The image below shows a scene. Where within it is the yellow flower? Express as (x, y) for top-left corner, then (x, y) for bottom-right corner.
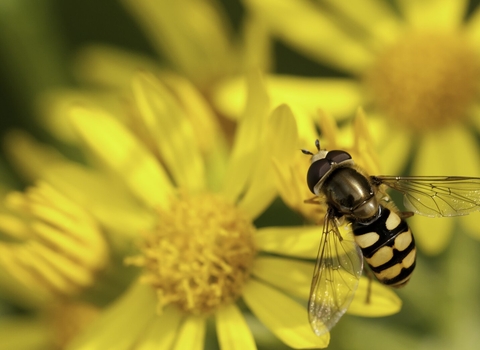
(221, 0), (480, 254)
(57, 71), (333, 349)
(4, 72), (315, 349)
(70, 0), (267, 92)
(37, 0), (270, 146)
(0, 181), (108, 302)
(5, 70), (401, 349)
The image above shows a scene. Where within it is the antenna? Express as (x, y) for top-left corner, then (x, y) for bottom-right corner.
(301, 149), (314, 156)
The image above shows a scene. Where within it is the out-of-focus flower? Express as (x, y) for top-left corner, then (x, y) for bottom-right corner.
(6, 72), (320, 349)
(61, 72), (330, 349)
(231, 0), (480, 254)
(37, 0), (272, 146)
(75, 0), (254, 89)
(0, 182), (108, 303)
(0, 180), (107, 349)
(4, 71), (401, 349)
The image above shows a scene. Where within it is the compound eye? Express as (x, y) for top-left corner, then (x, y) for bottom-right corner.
(306, 159), (331, 194)
(327, 150), (352, 164)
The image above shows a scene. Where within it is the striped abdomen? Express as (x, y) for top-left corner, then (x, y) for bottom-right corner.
(352, 206), (416, 287)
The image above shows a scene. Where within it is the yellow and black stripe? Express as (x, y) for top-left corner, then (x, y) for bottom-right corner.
(352, 207), (416, 287)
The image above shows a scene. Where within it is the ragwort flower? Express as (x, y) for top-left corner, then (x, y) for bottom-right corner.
(52, 69), (400, 349)
(231, 0), (480, 254)
(0, 181), (108, 302)
(4, 69), (402, 348)
(37, 0), (270, 146)
(49, 72), (331, 349)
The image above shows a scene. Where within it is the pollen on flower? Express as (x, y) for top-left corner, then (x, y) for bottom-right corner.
(125, 192), (257, 315)
(365, 32), (480, 131)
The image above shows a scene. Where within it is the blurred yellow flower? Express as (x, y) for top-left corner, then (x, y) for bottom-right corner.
(71, 0), (267, 93)
(3, 70), (402, 348)
(237, 0), (480, 254)
(61, 72), (330, 349)
(35, 0), (273, 148)
(0, 181), (108, 302)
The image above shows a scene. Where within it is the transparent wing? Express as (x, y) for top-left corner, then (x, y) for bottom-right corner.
(372, 176), (480, 217)
(308, 208), (363, 336)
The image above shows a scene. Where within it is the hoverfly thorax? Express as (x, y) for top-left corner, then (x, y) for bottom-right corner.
(306, 148), (378, 221)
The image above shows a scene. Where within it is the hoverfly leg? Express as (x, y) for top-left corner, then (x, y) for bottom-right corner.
(304, 196), (322, 205)
(399, 211), (414, 219)
(363, 262), (374, 304)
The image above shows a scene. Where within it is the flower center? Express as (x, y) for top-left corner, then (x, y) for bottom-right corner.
(365, 32), (480, 131)
(126, 192), (256, 315)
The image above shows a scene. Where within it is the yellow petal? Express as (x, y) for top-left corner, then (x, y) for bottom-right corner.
(41, 163), (155, 238)
(212, 75), (363, 124)
(377, 127), (412, 175)
(135, 307), (183, 350)
(272, 156), (307, 214)
(0, 213), (30, 241)
(409, 214), (454, 255)
(252, 256), (313, 299)
(4, 130), (67, 182)
(122, 0), (236, 87)
(348, 278), (402, 316)
(244, 0), (373, 73)
(243, 279), (329, 349)
(239, 104), (298, 219)
(68, 282), (157, 350)
(172, 316), (206, 350)
(5, 132), (152, 236)
(37, 89), (129, 144)
(462, 212), (480, 240)
(222, 71), (269, 203)
(161, 74), (228, 192)
(321, 0), (401, 47)
(11, 245), (76, 295)
(0, 258), (48, 306)
(70, 107), (173, 209)
(4, 132), (154, 236)
(466, 7), (480, 56)
(133, 73), (206, 191)
(412, 125), (480, 176)
(411, 126), (480, 250)
(29, 241), (94, 289)
(265, 77), (363, 129)
(396, 0), (467, 31)
(74, 45), (162, 88)
(216, 304), (257, 350)
(255, 226), (321, 259)
(241, 13), (272, 72)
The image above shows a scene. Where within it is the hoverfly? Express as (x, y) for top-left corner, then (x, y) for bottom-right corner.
(302, 139), (480, 336)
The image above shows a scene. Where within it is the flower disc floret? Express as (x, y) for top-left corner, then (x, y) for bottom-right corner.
(126, 192), (257, 315)
(365, 32), (480, 131)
